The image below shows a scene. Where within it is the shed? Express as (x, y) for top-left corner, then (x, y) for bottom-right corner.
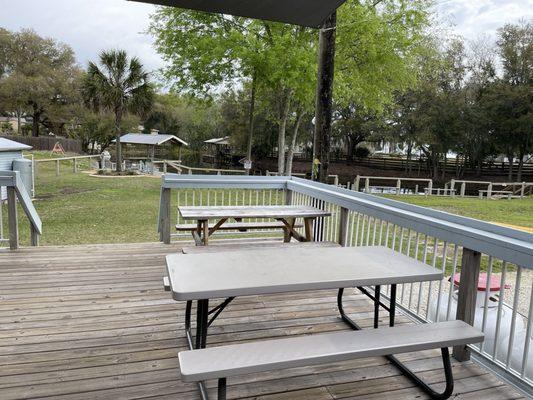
(0, 138), (32, 200)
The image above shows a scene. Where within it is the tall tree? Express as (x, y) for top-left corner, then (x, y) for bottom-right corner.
(83, 50), (154, 172)
(0, 29), (81, 137)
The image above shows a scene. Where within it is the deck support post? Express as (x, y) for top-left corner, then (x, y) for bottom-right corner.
(30, 226), (39, 247)
(338, 207), (349, 247)
(160, 188), (171, 244)
(7, 187), (18, 250)
(285, 188), (293, 206)
(453, 247), (481, 362)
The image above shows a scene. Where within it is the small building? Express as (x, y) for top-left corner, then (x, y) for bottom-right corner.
(203, 136), (233, 167)
(112, 132), (188, 173)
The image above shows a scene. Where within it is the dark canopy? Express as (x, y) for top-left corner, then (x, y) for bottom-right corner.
(130, 0), (347, 27)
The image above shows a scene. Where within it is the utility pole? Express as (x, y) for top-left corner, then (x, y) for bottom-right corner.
(312, 11), (336, 183)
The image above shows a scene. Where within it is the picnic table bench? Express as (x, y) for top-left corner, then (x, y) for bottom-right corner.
(177, 205), (331, 245)
(165, 246), (484, 400)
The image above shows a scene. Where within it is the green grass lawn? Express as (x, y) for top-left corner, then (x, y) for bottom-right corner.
(383, 195), (533, 231)
(3, 154), (532, 247)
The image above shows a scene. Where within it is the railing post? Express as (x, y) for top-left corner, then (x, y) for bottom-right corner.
(487, 183), (492, 199)
(73, 158), (78, 173)
(285, 188), (293, 205)
(427, 180), (433, 196)
(460, 182), (466, 197)
(56, 160), (60, 177)
(160, 188), (171, 244)
(453, 247), (481, 362)
(520, 182), (525, 198)
(396, 179), (401, 195)
(7, 187), (18, 250)
(450, 179), (455, 197)
(365, 178), (370, 193)
(30, 226), (39, 246)
(338, 207), (349, 247)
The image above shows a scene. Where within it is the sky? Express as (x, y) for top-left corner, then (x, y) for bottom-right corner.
(0, 0), (532, 75)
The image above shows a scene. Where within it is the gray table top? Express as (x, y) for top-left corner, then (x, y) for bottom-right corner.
(178, 205), (331, 220)
(166, 246), (443, 301)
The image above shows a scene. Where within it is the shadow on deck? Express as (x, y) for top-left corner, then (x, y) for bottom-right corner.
(0, 242), (525, 399)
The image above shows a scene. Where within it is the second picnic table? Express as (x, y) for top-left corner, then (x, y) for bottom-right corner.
(178, 205), (331, 245)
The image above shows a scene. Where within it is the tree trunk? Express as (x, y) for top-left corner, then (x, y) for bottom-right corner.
(246, 70), (257, 175)
(347, 136), (356, 164)
(507, 152), (514, 181)
(115, 107), (123, 173)
(277, 90), (291, 175)
(31, 104), (40, 137)
(405, 141), (412, 175)
(285, 110), (304, 176)
(313, 11), (336, 183)
(517, 151), (525, 182)
(16, 111), (21, 135)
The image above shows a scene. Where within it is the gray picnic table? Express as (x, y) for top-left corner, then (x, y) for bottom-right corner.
(178, 205), (331, 245)
(164, 245), (482, 400)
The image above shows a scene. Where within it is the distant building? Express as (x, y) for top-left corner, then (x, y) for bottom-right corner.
(0, 116), (27, 134)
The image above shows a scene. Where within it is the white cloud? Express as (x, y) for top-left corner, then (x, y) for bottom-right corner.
(0, 0), (163, 72)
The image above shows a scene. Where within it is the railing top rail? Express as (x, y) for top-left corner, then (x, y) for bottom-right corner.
(36, 155), (100, 162)
(289, 177), (532, 267)
(162, 173), (287, 189)
(357, 176), (432, 182)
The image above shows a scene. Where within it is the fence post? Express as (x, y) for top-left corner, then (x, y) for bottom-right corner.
(365, 178), (370, 193)
(520, 182), (526, 198)
(453, 248), (481, 362)
(7, 187), (18, 250)
(338, 207), (349, 247)
(460, 182), (466, 197)
(354, 176), (360, 191)
(163, 161), (167, 174)
(450, 179), (455, 197)
(396, 179), (401, 195)
(160, 188), (171, 244)
(487, 183), (492, 199)
(427, 180), (433, 196)
(73, 158), (78, 173)
(56, 160), (60, 177)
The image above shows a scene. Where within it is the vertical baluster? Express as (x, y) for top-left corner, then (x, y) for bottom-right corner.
(425, 238), (439, 320)
(506, 266), (522, 369)
(385, 223), (390, 248)
(372, 218), (378, 245)
(416, 235), (429, 315)
(391, 225), (397, 251)
(409, 233), (421, 310)
(365, 216), (372, 246)
(348, 212), (355, 246)
(480, 256), (494, 351)
(359, 215), (366, 246)
(521, 281), (533, 378)
(493, 262), (508, 359)
(402, 229), (413, 305)
(354, 214), (361, 246)
(435, 242), (448, 322)
(446, 245), (460, 321)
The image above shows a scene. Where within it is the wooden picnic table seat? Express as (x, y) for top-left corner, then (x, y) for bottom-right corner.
(176, 221), (302, 232)
(179, 320), (483, 400)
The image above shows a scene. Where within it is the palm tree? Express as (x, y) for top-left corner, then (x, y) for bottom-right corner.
(83, 50), (153, 172)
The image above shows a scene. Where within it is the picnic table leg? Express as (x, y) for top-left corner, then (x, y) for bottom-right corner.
(374, 285), (380, 329)
(304, 217), (314, 241)
(337, 287), (455, 399)
(202, 220), (209, 246)
(196, 299), (209, 349)
(283, 218), (295, 242)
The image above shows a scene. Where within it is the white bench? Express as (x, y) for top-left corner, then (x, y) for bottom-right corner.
(179, 320), (483, 400)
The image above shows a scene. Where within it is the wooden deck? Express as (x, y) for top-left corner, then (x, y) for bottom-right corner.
(0, 242), (525, 400)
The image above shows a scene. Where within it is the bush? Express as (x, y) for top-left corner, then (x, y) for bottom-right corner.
(354, 146), (370, 158)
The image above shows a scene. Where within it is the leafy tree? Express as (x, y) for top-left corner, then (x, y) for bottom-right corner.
(0, 28), (81, 137)
(83, 50), (154, 172)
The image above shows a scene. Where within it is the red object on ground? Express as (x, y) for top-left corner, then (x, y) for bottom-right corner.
(453, 272), (511, 292)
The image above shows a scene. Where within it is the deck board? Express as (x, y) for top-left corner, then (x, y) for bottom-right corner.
(0, 242), (524, 400)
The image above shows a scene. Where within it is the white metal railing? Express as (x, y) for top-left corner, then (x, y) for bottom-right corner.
(158, 174), (533, 394)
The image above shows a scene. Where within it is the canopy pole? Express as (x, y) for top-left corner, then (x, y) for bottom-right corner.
(312, 11), (336, 183)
